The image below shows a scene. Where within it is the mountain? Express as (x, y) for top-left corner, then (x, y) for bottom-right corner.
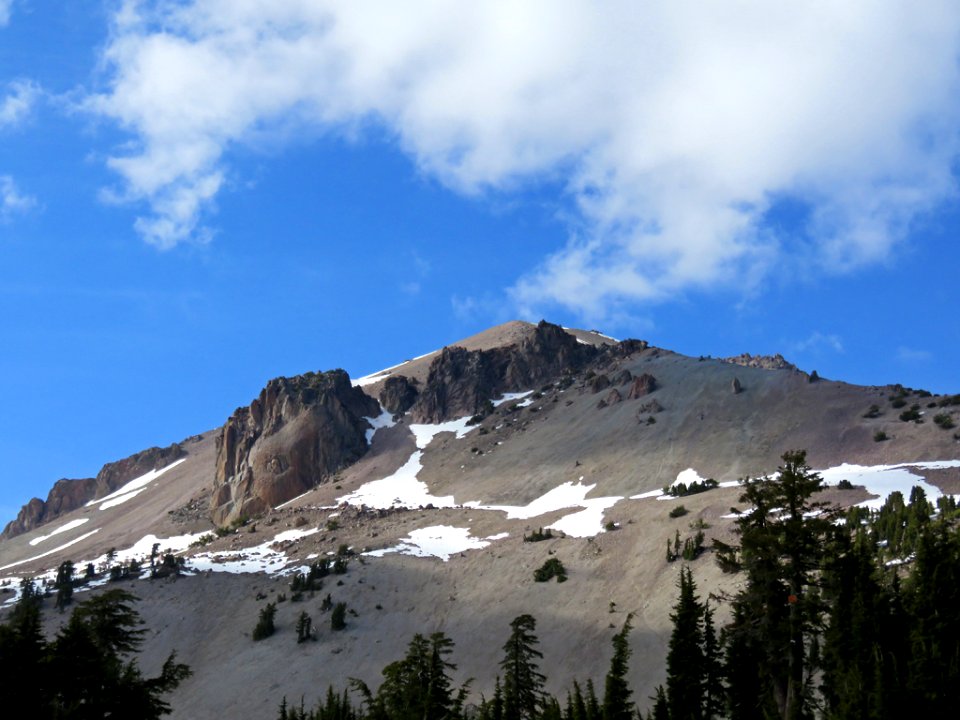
(1, 320), (957, 718)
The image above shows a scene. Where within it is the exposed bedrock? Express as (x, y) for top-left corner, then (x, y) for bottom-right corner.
(211, 370), (380, 525)
(2, 443), (185, 539)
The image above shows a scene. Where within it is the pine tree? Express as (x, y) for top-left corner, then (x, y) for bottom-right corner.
(54, 559), (74, 611)
(297, 611), (313, 643)
(665, 567), (705, 720)
(254, 602), (277, 640)
(501, 614), (546, 720)
(331, 602), (347, 631)
(602, 614), (634, 720)
(715, 451), (834, 720)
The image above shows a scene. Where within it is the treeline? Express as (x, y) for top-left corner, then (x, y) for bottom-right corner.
(0, 583), (190, 718)
(276, 450), (960, 720)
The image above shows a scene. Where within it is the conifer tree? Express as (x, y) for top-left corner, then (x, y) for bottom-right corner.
(297, 611), (313, 643)
(715, 450), (834, 720)
(602, 614), (634, 720)
(665, 567), (705, 720)
(501, 614), (546, 720)
(54, 559), (74, 611)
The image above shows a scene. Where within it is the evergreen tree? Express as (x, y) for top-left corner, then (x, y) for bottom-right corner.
(647, 686), (668, 720)
(254, 602), (277, 640)
(715, 451), (833, 720)
(602, 614), (634, 720)
(297, 611), (313, 643)
(55, 559), (75, 611)
(331, 602), (347, 631)
(500, 614), (546, 720)
(665, 567), (705, 720)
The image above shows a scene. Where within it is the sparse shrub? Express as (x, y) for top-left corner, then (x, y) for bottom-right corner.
(320, 593), (333, 612)
(253, 602), (277, 641)
(325, 519), (340, 531)
(189, 533), (216, 548)
(933, 413), (956, 429)
(523, 527), (554, 542)
(837, 479), (854, 490)
(937, 394), (960, 407)
(331, 602), (347, 631)
(808, 370), (819, 383)
(899, 405), (922, 423)
(863, 404), (882, 419)
(534, 558), (568, 583)
(669, 505), (689, 519)
(891, 397), (908, 409)
(604, 521), (619, 532)
(874, 430), (889, 442)
(646, 416), (657, 425)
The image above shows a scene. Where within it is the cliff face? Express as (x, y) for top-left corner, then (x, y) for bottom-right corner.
(410, 321), (607, 423)
(210, 369), (380, 525)
(1, 443), (185, 539)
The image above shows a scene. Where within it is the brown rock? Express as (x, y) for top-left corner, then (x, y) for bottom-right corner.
(590, 374), (611, 393)
(379, 375), (419, 415)
(627, 373), (658, 399)
(211, 369), (379, 525)
(604, 388), (623, 405)
(1, 444), (185, 539)
(612, 369), (633, 385)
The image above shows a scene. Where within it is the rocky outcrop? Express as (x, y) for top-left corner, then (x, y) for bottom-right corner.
(613, 369), (633, 385)
(379, 375), (420, 416)
(627, 373), (658, 399)
(411, 321), (599, 423)
(598, 388), (622, 409)
(1, 443), (185, 539)
(732, 377), (743, 394)
(590, 374), (611, 393)
(722, 353), (796, 371)
(211, 370), (379, 525)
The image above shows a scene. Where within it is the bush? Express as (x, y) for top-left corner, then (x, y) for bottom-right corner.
(533, 558), (568, 583)
(523, 528), (554, 542)
(331, 602), (347, 631)
(863, 404), (882, 419)
(874, 430), (888, 442)
(891, 397), (908, 409)
(933, 413), (956, 429)
(664, 479), (719, 498)
(669, 505), (689, 519)
(253, 602), (277, 641)
(604, 521), (619, 532)
(899, 405), (922, 423)
(837, 479), (854, 490)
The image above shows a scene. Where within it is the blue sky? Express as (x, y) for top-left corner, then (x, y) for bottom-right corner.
(1, 1), (959, 524)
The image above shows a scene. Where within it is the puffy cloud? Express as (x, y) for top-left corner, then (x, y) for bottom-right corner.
(0, 175), (36, 219)
(0, 1), (11, 27)
(88, 1), (960, 315)
(0, 79), (39, 128)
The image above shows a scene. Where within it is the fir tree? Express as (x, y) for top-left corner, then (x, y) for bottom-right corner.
(602, 614), (634, 720)
(665, 567), (705, 720)
(331, 602), (347, 631)
(254, 602), (277, 640)
(297, 611), (313, 643)
(54, 559), (74, 611)
(501, 614), (546, 720)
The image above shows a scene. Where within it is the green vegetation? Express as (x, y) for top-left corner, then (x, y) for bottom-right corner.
(899, 404), (922, 422)
(874, 430), (889, 442)
(668, 505), (689, 518)
(933, 412), (955, 429)
(523, 527), (555, 542)
(0, 586), (190, 718)
(533, 558), (567, 583)
(253, 602), (277, 641)
(331, 602), (347, 631)
(663, 478), (719, 498)
(862, 404), (882, 418)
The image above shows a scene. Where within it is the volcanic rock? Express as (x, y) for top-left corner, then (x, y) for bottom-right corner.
(613, 369), (634, 385)
(590, 374), (611, 393)
(211, 370), (380, 525)
(1, 443), (185, 539)
(732, 377), (743, 394)
(627, 373), (658, 399)
(379, 375), (419, 415)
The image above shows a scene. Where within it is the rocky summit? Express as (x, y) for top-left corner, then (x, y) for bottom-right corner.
(1, 320), (958, 719)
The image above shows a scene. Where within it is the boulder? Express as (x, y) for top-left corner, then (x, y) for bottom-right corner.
(627, 373), (658, 399)
(379, 375), (419, 415)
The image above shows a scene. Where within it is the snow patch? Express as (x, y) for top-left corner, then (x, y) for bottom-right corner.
(819, 461), (960, 510)
(87, 458), (187, 510)
(492, 391), (533, 407)
(29, 518), (90, 546)
(0, 529), (102, 572)
(365, 405), (396, 444)
(365, 525), (494, 561)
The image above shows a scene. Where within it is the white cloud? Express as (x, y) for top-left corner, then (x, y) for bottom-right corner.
(88, 1), (960, 312)
(0, 79), (39, 128)
(0, 175), (36, 220)
(794, 332), (844, 355)
(896, 346), (932, 363)
(0, 1), (12, 27)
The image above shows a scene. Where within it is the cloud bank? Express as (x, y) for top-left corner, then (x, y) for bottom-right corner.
(88, 1), (960, 315)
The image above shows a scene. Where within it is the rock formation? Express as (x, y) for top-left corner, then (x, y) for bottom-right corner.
(627, 373), (658, 399)
(211, 370), (380, 525)
(411, 321), (600, 423)
(732, 377), (743, 394)
(1, 443), (184, 539)
(379, 375), (419, 415)
(590, 374), (611, 393)
(722, 353), (796, 371)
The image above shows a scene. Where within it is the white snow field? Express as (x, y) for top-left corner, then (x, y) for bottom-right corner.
(86, 458), (187, 511)
(365, 525), (502, 561)
(29, 518), (90, 546)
